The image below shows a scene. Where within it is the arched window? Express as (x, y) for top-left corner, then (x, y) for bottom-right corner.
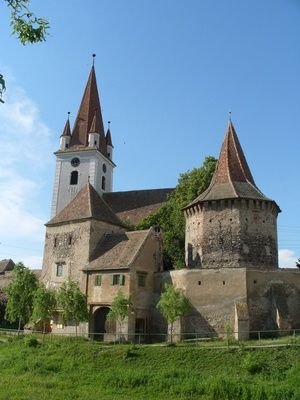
(101, 176), (106, 190)
(70, 171), (78, 185)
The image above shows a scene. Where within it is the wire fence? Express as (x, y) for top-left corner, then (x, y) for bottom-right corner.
(1, 327), (300, 347)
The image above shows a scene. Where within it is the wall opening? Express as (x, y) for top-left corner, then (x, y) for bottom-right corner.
(70, 171), (78, 185)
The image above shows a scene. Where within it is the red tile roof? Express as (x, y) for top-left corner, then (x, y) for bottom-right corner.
(46, 183), (125, 227)
(186, 121), (280, 210)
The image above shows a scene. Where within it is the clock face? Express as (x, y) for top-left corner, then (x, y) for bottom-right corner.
(102, 163), (107, 173)
(71, 157), (80, 167)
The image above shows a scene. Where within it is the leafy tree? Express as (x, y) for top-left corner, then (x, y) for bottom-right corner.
(57, 280), (88, 336)
(107, 290), (133, 337)
(296, 259), (300, 269)
(1, 0), (50, 100)
(136, 156), (217, 268)
(4, 262), (39, 331)
(0, 289), (7, 325)
(31, 283), (56, 336)
(157, 283), (190, 342)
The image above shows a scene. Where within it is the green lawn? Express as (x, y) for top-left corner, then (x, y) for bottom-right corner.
(0, 336), (300, 399)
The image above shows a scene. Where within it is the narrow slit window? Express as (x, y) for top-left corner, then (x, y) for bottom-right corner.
(102, 176), (106, 190)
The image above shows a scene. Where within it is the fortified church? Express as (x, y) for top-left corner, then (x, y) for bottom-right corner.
(3, 64), (300, 339)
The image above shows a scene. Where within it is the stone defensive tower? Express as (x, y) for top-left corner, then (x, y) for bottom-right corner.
(51, 64), (115, 218)
(184, 121), (281, 270)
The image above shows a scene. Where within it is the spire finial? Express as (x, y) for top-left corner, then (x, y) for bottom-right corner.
(108, 120), (111, 129)
(67, 111), (70, 120)
(92, 53), (96, 66)
(229, 110), (232, 122)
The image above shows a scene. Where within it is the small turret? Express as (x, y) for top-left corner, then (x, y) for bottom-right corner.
(60, 114), (71, 150)
(106, 121), (113, 159)
(88, 110), (100, 148)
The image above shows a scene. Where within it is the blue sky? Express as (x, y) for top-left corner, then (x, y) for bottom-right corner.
(0, 0), (299, 268)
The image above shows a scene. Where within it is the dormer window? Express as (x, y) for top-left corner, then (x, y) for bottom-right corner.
(70, 171), (78, 185)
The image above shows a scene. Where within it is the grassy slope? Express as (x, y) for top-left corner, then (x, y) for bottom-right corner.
(1, 338), (300, 400)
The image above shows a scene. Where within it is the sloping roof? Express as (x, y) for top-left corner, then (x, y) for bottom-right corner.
(46, 183), (125, 227)
(103, 188), (174, 226)
(60, 118), (71, 137)
(86, 229), (151, 270)
(186, 121), (279, 208)
(0, 259), (15, 274)
(106, 128), (113, 147)
(69, 66), (107, 155)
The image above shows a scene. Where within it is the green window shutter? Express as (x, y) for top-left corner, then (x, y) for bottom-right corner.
(138, 274), (146, 287)
(110, 275), (114, 285)
(121, 274), (125, 286)
(94, 275), (102, 286)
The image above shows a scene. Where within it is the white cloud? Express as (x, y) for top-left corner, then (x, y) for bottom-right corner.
(16, 255), (43, 269)
(0, 71), (53, 243)
(279, 249), (298, 269)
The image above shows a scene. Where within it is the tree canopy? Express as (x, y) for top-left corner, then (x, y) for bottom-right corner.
(31, 283), (56, 334)
(157, 283), (190, 342)
(136, 156), (217, 268)
(107, 290), (133, 334)
(57, 280), (88, 335)
(4, 262), (39, 329)
(1, 0), (49, 99)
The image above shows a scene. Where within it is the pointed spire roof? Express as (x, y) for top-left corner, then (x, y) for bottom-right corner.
(89, 110), (101, 133)
(60, 118), (71, 137)
(46, 183), (125, 227)
(106, 126), (113, 147)
(187, 121), (280, 207)
(70, 66), (106, 148)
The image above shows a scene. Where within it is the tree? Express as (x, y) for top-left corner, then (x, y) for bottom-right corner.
(0, 289), (7, 325)
(57, 280), (88, 336)
(156, 283), (190, 342)
(1, 0), (50, 100)
(136, 156), (217, 268)
(4, 262), (39, 331)
(107, 290), (133, 338)
(31, 283), (56, 336)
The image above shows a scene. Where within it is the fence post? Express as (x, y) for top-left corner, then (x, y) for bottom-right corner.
(258, 331), (261, 343)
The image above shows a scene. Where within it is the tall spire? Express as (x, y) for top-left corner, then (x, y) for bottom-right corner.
(214, 120), (256, 186)
(186, 121), (273, 205)
(70, 64), (105, 148)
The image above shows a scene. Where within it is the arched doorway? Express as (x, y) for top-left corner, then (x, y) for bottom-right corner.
(93, 307), (115, 341)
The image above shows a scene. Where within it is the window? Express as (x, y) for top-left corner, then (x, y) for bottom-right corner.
(54, 237), (57, 247)
(94, 275), (102, 286)
(111, 274), (125, 286)
(70, 171), (78, 185)
(102, 176), (106, 190)
(56, 263), (63, 277)
(137, 273), (146, 287)
(68, 235), (72, 245)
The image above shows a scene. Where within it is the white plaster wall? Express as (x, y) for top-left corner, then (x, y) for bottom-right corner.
(51, 149), (114, 217)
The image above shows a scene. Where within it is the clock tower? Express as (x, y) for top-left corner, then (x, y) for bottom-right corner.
(50, 64), (115, 218)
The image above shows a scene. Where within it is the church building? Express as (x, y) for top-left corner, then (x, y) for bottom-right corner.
(40, 64), (300, 340)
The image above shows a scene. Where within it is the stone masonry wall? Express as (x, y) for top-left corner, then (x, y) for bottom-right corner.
(42, 220), (124, 292)
(185, 199), (278, 270)
(247, 269), (300, 332)
(155, 268), (247, 336)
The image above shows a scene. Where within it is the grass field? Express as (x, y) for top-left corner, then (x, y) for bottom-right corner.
(1, 335), (300, 400)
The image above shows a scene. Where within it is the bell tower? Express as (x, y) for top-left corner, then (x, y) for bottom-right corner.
(51, 60), (115, 218)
